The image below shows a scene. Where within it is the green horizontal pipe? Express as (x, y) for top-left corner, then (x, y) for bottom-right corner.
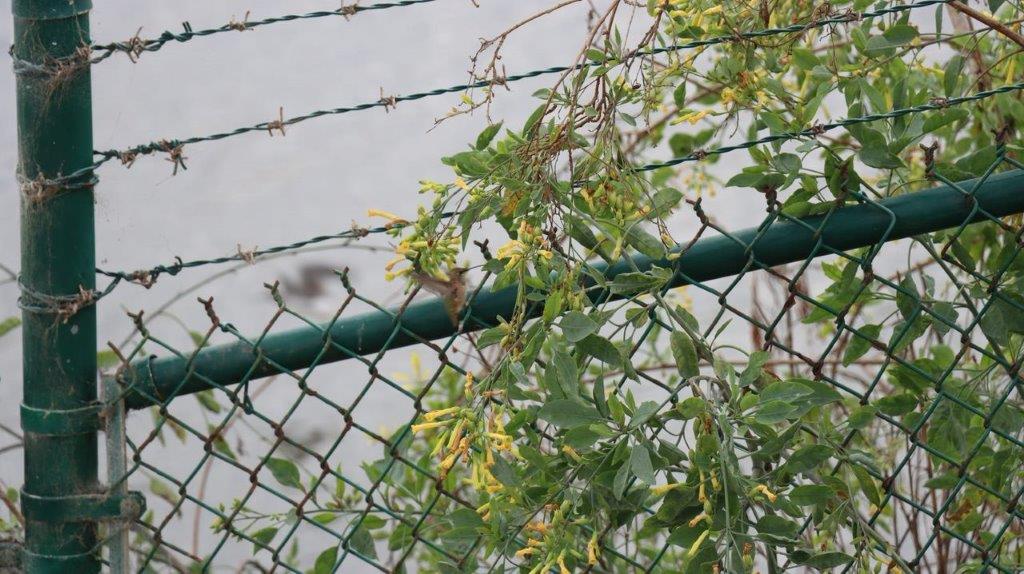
(122, 169), (1024, 410)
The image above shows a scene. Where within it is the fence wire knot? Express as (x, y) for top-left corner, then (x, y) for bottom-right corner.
(17, 171), (98, 206)
(18, 278), (98, 323)
(228, 11), (252, 32)
(237, 244), (258, 265)
(159, 140), (188, 175)
(265, 107), (287, 137)
(10, 45), (93, 85)
(340, 2), (361, 19)
(379, 87), (398, 112)
(119, 28), (146, 62)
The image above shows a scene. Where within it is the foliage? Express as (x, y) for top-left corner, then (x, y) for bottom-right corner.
(100, 0), (1024, 572)
(349, 0), (1024, 571)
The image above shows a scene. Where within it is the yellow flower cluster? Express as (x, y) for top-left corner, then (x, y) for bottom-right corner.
(382, 234), (461, 282)
(495, 220), (553, 269)
(579, 181), (648, 221)
(513, 501), (593, 574)
(412, 405), (516, 494)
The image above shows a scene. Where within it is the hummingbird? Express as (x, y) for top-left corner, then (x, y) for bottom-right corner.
(412, 267), (469, 327)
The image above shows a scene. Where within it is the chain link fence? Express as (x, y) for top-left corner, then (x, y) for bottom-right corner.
(7, 0), (1024, 573)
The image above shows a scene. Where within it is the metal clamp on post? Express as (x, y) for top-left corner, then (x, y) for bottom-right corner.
(20, 490), (146, 524)
(20, 402), (105, 436)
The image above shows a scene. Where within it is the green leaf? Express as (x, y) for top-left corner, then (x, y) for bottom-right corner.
(195, 390), (222, 414)
(266, 458), (302, 490)
(783, 444), (833, 475)
(475, 122), (503, 150)
(755, 400), (800, 424)
(847, 405), (878, 429)
(490, 456), (521, 487)
(613, 459), (631, 499)
(875, 393), (918, 416)
(577, 334), (623, 367)
(609, 270), (669, 295)
(944, 56), (964, 97)
(0, 317), (21, 338)
(625, 225), (665, 258)
(739, 351), (770, 386)
(251, 526), (278, 552)
(865, 24), (918, 53)
(675, 397), (706, 419)
(856, 130), (903, 169)
(671, 331), (699, 378)
(789, 484), (834, 506)
(760, 380), (814, 403)
(842, 324), (881, 366)
(537, 399), (603, 428)
(630, 445), (655, 485)
(313, 546), (339, 574)
(559, 311), (598, 342)
(347, 524), (378, 559)
(757, 514), (801, 540)
(796, 551), (855, 569)
(629, 401), (660, 429)
(388, 524), (413, 552)
(673, 83), (687, 107)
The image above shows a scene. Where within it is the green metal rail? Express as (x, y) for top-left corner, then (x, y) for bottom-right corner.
(14, 0), (100, 572)
(120, 169), (1024, 410)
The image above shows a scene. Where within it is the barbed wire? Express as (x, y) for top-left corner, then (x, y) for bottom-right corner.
(60, 0), (945, 182)
(634, 80), (1024, 173)
(19, 0), (963, 315)
(89, 0), (444, 64)
(94, 211), (457, 291)
(86, 78), (1022, 304)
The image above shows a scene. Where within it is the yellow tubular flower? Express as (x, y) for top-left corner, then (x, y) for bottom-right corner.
(587, 534), (600, 565)
(515, 547), (537, 558)
(688, 511), (710, 528)
(440, 448), (462, 471)
(755, 484), (778, 502)
(383, 256), (405, 271)
(526, 521), (551, 535)
(411, 420), (450, 433)
(687, 529), (711, 558)
(423, 406), (459, 422)
(366, 208), (407, 224)
(446, 420), (465, 450)
(557, 552), (570, 574)
(651, 482), (681, 496)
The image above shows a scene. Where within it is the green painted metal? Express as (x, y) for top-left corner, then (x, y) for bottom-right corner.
(20, 491), (145, 524)
(119, 169), (1024, 410)
(14, 1), (99, 572)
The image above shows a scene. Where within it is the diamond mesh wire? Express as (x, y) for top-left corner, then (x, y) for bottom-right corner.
(91, 138), (1024, 572)
(9, 1), (1024, 572)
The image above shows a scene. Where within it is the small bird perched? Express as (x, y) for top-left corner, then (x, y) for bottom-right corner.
(411, 267), (469, 326)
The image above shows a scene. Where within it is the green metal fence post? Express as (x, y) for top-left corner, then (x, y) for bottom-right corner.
(14, 0), (100, 572)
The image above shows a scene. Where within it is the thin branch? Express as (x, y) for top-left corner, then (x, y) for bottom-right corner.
(947, 0), (1024, 48)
